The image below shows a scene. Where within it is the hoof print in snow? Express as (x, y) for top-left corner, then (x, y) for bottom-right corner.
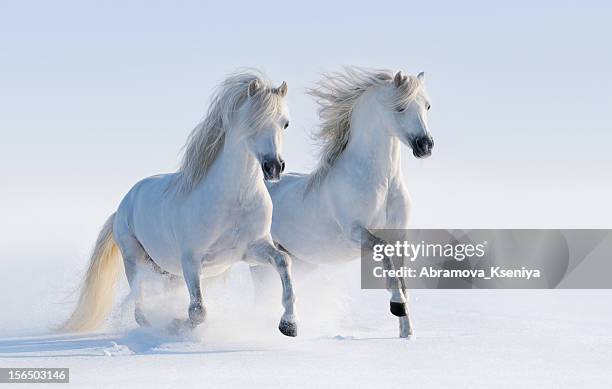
(278, 320), (297, 337)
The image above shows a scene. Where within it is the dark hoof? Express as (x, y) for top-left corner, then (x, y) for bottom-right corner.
(278, 319), (297, 337)
(188, 304), (206, 327)
(390, 301), (407, 317)
(135, 307), (151, 327)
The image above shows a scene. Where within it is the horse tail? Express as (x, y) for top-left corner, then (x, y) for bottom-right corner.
(59, 213), (122, 332)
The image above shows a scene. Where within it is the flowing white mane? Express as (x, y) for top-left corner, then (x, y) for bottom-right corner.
(178, 70), (284, 193)
(307, 67), (422, 190)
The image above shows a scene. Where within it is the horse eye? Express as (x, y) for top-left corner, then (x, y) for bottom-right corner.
(396, 107), (405, 113)
(427, 104), (431, 111)
(283, 121), (289, 129)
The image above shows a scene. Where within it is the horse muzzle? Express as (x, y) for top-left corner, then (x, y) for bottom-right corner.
(411, 135), (434, 159)
(261, 156), (285, 181)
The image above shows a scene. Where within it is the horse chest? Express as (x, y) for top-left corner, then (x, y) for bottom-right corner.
(228, 193), (270, 232)
(204, 194), (270, 260)
(339, 179), (390, 221)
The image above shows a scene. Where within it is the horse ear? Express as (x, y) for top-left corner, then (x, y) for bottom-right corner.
(248, 79), (260, 97)
(393, 71), (404, 87)
(277, 81), (288, 97)
(417, 71), (425, 82)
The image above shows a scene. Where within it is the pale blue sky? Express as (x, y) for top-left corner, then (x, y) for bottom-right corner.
(1, 1), (611, 258)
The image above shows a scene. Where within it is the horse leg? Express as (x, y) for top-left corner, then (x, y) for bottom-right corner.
(115, 235), (150, 327)
(180, 253), (205, 328)
(397, 268), (414, 338)
(246, 240), (297, 337)
(382, 254), (413, 338)
(250, 244), (313, 305)
(357, 226), (413, 338)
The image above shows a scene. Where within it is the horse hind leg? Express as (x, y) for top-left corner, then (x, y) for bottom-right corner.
(115, 235), (151, 327)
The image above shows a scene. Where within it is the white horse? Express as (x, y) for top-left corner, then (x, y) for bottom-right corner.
(61, 70), (298, 337)
(262, 67), (434, 338)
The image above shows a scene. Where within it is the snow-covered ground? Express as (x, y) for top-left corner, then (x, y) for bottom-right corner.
(1, 256), (611, 388)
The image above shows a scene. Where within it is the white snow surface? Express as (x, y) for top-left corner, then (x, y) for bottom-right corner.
(1, 257), (611, 388)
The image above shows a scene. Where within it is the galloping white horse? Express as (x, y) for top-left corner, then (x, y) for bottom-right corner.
(61, 70), (298, 337)
(264, 67), (434, 338)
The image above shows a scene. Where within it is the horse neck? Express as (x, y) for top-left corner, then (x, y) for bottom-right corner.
(342, 102), (402, 180)
(211, 128), (262, 194)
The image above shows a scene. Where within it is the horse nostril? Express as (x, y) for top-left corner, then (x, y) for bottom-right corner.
(280, 159), (286, 172)
(415, 137), (424, 149)
(262, 160), (271, 173)
(416, 136), (432, 151)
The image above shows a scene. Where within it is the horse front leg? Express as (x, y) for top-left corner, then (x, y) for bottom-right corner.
(181, 252), (206, 328)
(397, 266), (413, 338)
(354, 225), (413, 338)
(246, 239), (298, 337)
